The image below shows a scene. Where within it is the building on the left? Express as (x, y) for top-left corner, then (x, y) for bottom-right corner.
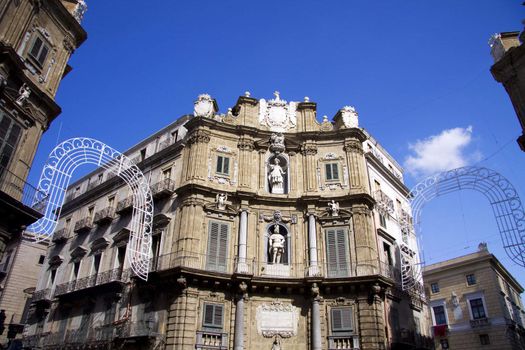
(0, 0), (87, 345)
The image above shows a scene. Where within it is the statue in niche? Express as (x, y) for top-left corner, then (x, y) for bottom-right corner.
(328, 200), (340, 216)
(271, 337), (281, 350)
(16, 84), (30, 106)
(269, 224), (285, 264)
(216, 193), (227, 210)
(268, 158), (285, 194)
(451, 291), (463, 320)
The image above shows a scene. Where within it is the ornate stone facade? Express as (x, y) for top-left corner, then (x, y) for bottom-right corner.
(25, 93), (431, 350)
(0, 0), (86, 346)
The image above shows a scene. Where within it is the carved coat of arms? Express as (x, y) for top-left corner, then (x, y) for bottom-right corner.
(194, 94), (215, 118)
(258, 91), (297, 132)
(341, 106), (359, 128)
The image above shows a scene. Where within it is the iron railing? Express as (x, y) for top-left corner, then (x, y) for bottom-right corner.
(93, 207), (116, 225)
(32, 288), (52, 302)
(116, 196), (133, 214)
(0, 165), (48, 215)
(55, 268), (129, 296)
(116, 320), (158, 338)
(374, 189), (394, 215)
(73, 217), (93, 234)
(151, 178), (175, 199)
(52, 228), (69, 242)
(470, 317), (490, 328)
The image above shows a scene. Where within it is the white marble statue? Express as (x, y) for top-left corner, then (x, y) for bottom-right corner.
(16, 84), (30, 106)
(328, 200), (339, 216)
(268, 158), (285, 194)
(216, 193), (227, 210)
(271, 337), (281, 350)
(269, 224), (285, 264)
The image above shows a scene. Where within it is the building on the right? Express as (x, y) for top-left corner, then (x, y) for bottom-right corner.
(489, 28), (525, 152)
(423, 243), (525, 350)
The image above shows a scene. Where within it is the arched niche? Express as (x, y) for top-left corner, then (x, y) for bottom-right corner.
(267, 153), (290, 194)
(263, 223), (291, 277)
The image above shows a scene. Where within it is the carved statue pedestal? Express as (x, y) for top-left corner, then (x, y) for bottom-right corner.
(264, 264), (290, 277)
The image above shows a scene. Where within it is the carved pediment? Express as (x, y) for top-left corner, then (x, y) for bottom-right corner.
(203, 202), (237, 219)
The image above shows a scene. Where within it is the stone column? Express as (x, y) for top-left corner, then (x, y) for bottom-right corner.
(353, 204), (378, 275)
(311, 283), (322, 350)
(234, 282), (248, 350)
(308, 214), (319, 276)
(186, 129), (210, 181)
(237, 209), (248, 273)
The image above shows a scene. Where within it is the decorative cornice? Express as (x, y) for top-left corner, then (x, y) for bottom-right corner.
(237, 138), (255, 151)
(187, 129), (210, 144)
(301, 145), (317, 156)
(343, 140), (363, 154)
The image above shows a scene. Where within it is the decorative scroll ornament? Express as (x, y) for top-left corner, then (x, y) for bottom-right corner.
(405, 166), (525, 292)
(256, 301), (298, 338)
(258, 91), (297, 132)
(341, 106), (359, 128)
(25, 137), (154, 281)
(193, 93), (215, 118)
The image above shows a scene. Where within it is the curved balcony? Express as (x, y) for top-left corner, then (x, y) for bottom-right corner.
(116, 196), (133, 215)
(151, 178), (175, 200)
(32, 288), (52, 304)
(52, 228), (69, 243)
(93, 207), (115, 225)
(73, 217), (93, 234)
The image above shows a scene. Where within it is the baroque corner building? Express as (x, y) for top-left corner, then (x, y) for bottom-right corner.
(26, 92), (432, 350)
(0, 0), (86, 346)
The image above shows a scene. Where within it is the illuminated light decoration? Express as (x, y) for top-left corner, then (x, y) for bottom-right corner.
(405, 166), (525, 291)
(26, 138), (153, 280)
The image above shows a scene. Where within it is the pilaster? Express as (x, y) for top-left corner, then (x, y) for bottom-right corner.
(352, 204), (378, 274)
(343, 139), (368, 194)
(166, 283), (199, 350)
(302, 143), (318, 193)
(184, 129), (210, 182)
(237, 137), (255, 189)
(357, 285), (386, 350)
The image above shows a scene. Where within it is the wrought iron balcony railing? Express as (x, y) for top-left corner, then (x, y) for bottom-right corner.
(32, 288), (52, 303)
(116, 320), (158, 338)
(54, 268), (129, 296)
(93, 207), (115, 225)
(151, 178), (175, 199)
(374, 190), (394, 215)
(116, 196), (133, 214)
(470, 317), (490, 328)
(158, 136), (176, 151)
(0, 165), (48, 215)
(73, 217), (93, 234)
(52, 228), (69, 243)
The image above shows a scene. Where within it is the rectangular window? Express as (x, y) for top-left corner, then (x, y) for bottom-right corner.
(331, 307), (353, 332)
(93, 254), (101, 276)
(433, 305), (447, 325)
(216, 156), (230, 175)
(382, 242), (393, 266)
(325, 163), (339, 181)
(38, 255), (45, 265)
(325, 228), (349, 277)
(28, 35), (49, 67)
(163, 168), (172, 180)
(469, 298), (486, 319)
(431, 282), (440, 293)
(140, 148), (146, 161)
(0, 112), (22, 173)
(203, 303), (223, 329)
(479, 334), (490, 345)
(49, 268), (57, 287)
(206, 221), (229, 272)
(466, 273), (476, 286)
(379, 213), (387, 228)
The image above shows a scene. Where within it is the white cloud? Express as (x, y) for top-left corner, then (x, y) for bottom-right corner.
(404, 126), (480, 178)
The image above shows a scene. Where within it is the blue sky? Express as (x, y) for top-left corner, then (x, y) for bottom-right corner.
(29, 1), (525, 285)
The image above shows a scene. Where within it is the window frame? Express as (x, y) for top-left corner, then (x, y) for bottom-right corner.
(430, 300), (448, 326)
(325, 162), (340, 182)
(466, 292), (488, 320)
(215, 155), (230, 176)
(330, 307), (353, 333)
(27, 33), (50, 68)
(479, 334), (490, 345)
(202, 302), (224, 329)
(466, 273), (476, 286)
(430, 282), (440, 294)
(206, 220), (230, 272)
(0, 111), (23, 173)
(325, 227), (350, 278)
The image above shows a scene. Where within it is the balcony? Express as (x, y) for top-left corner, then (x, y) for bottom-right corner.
(151, 178), (175, 199)
(470, 317), (490, 328)
(158, 136), (176, 151)
(87, 180), (102, 192)
(328, 336), (359, 350)
(52, 228), (69, 243)
(23, 333), (45, 348)
(116, 196), (133, 214)
(432, 324), (448, 337)
(0, 165), (48, 215)
(93, 207), (115, 225)
(32, 288), (52, 304)
(74, 217), (93, 234)
(116, 320), (158, 339)
(55, 268), (129, 297)
(374, 190), (394, 215)
(195, 330), (228, 350)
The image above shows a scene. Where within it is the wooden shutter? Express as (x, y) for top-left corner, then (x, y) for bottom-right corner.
(326, 229), (349, 277)
(216, 156), (223, 173)
(203, 303), (223, 329)
(223, 157), (230, 174)
(331, 307), (353, 332)
(325, 164), (333, 180)
(206, 221), (229, 272)
(332, 164), (339, 180)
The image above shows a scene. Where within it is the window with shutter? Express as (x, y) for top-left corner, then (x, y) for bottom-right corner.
(216, 156), (230, 176)
(326, 228), (350, 277)
(203, 303), (224, 329)
(331, 307), (353, 332)
(206, 221), (229, 272)
(325, 163), (339, 181)
(0, 113), (22, 174)
(28, 35), (50, 67)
